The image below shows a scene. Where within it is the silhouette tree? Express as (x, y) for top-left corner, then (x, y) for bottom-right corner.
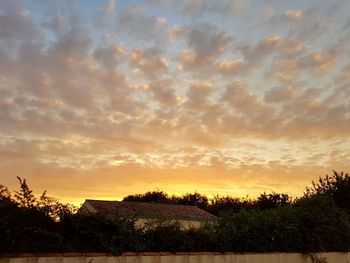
(175, 192), (209, 209)
(305, 171), (350, 211)
(123, 190), (172, 203)
(208, 195), (254, 215)
(256, 192), (291, 210)
(13, 177), (36, 208)
(0, 184), (11, 201)
(37, 190), (76, 221)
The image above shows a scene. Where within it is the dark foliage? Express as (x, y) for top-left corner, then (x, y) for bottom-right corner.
(217, 206), (302, 252)
(142, 221), (219, 252)
(295, 196), (350, 252)
(13, 177), (36, 208)
(123, 191), (172, 204)
(123, 191), (292, 216)
(173, 192), (209, 210)
(217, 196), (350, 253)
(0, 184), (11, 201)
(1, 171), (350, 253)
(305, 171), (350, 212)
(0, 200), (61, 253)
(207, 195), (255, 216)
(59, 213), (143, 254)
(255, 192), (291, 210)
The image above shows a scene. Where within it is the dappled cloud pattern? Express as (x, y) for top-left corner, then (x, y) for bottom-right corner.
(0, 0), (349, 204)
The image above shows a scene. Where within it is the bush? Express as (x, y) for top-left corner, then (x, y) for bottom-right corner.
(305, 171), (350, 212)
(217, 206), (301, 252)
(0, 200), (61, 253)
(60, 213), (142, 254)
(295, 196), (350, 252)
(216, 196), (350, 252)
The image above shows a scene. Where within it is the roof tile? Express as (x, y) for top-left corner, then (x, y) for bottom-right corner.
(84, 200), (217, 221)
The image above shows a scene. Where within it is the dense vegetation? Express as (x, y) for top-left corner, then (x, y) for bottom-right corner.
(1, 171), (350, 253)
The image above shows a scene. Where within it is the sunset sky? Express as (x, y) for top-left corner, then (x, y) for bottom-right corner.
(0, 0), (349, 205)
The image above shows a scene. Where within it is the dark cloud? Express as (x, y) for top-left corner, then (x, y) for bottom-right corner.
(187, 23), (231, 61)
(185, 81), (213, 110)
(93, 43), (126, 68)
(146, 79), (179, 106)
(183, 0), (248, 17)
(129, 47), (168, 79)
(117, 5), (168, 42)
(177, 23), (232, 75)
(0, 1), (38, 46)
(238, 35), (304, 66)
(264, 86), (296, 103)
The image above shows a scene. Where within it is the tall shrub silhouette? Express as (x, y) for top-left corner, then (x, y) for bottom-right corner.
(305, 171), (350, 212)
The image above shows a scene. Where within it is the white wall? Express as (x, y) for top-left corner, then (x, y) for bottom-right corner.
(135, 218), (203, 229)
(79, 201), (208, 229)
(1, 253), (350, 263)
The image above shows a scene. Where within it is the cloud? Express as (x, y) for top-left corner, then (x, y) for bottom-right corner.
(129, 47), (168, 79)
(298, 50), (336, 76)
(187, 23), (231, 61)
(267, 59), (300, 84)
(145, 79), (179, 106)
(177, 23), (232, 75)
(335, 63), (350, 85)
(284, 10), (303, 21)
(183, 0), (248, 17)
(1, 0), (350, 204)
(185, 81), (213, 110)
(93, 43), (126, 68)
(42, 15), (68, 35)
(216, 59), (249, 77)
(105, 0), (116, 14)
(238, 35), (304, 65)
(48, 26), (91, 59)
(268, 9), (304, 28)
(168, 26), (184, 43)
(0, 2), (38, 46)
(1, 136), (348, 204)
(221, 80), (267, 114)
(117, 5), (168, 42)
(264, 86), (296, 103)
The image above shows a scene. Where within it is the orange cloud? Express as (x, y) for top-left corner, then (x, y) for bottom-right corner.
(1, 0), (350, 205)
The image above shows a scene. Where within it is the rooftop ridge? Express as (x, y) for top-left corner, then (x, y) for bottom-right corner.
(83, 199), (218, 221)
(85, 199), (205, 209)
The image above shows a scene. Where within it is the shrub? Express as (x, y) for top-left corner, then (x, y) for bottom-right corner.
(295, 196), (350, 252)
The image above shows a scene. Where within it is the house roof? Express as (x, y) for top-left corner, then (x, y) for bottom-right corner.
(82, 200), (217, 221)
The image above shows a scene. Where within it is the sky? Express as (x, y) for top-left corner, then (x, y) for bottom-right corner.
(0, 0), (349, 205)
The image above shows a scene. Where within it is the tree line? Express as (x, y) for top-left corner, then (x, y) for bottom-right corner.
(123, 189), (291, 216)
(1, 171), (350, 253)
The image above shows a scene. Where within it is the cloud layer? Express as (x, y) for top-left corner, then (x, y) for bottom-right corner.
(0, 0), (349, 204)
